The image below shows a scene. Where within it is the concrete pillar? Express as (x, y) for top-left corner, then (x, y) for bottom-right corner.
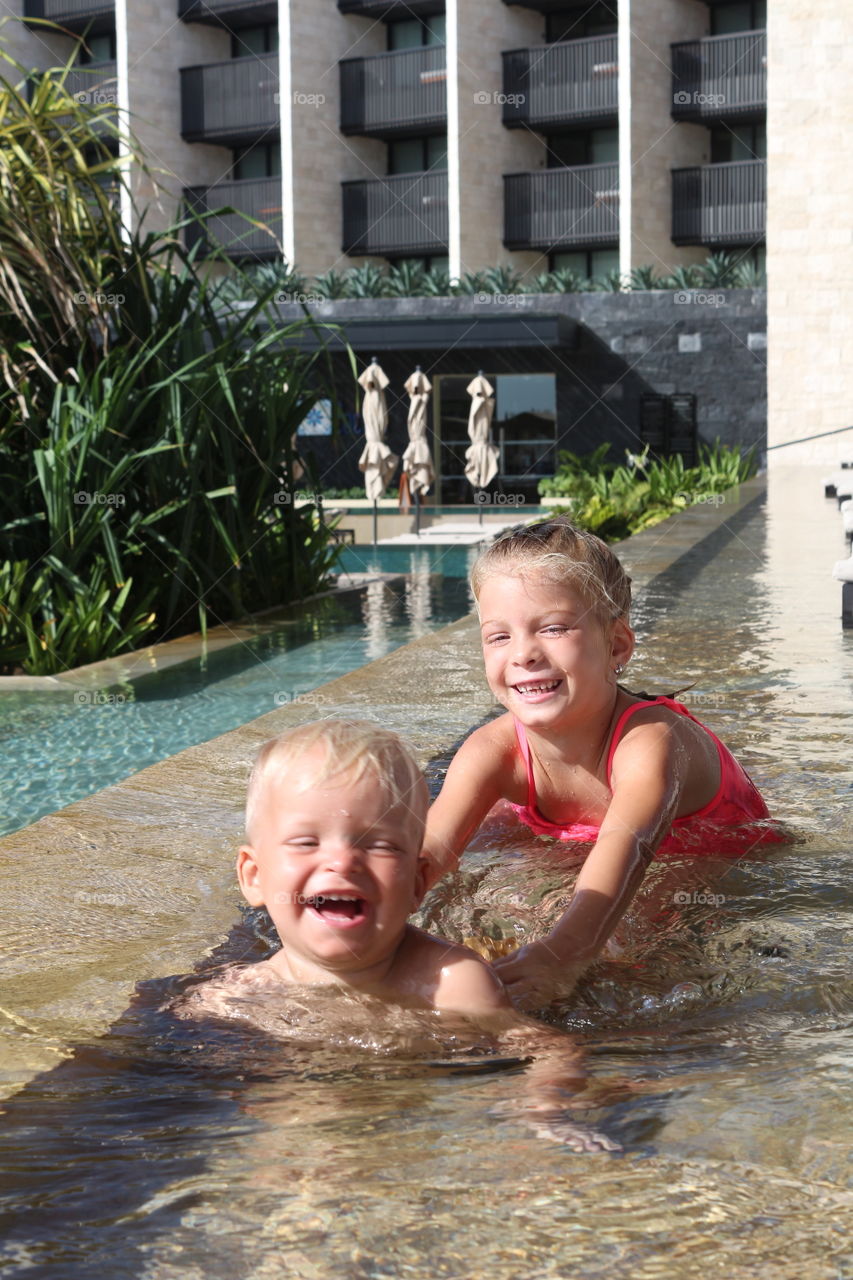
(451, 0), (543, 279)
(766, 2), (853, 465)
(618, 0), (708, 279)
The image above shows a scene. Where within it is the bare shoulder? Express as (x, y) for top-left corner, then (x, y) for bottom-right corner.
(612, 700), (718, 768)
(454, 713), (518, 775)
(401, 927), (510, 1015)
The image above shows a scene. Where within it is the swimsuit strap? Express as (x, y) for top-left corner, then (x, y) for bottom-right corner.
(605, 697), (672, 786)
(512, 718), (537, 811)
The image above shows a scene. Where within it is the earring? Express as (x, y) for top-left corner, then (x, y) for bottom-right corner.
(614, 663), (624, 676)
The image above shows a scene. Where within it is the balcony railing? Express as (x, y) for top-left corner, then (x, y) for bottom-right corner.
(178, 0), (278, 25)
(671, 160), (765, 246)
(503, 35), (617, 130)
(184, 177), (283, 260)
(504, 163), (619, 251)
(340, 46), (446, 138)
(342, 170), (448, 257)
(181, 53), (279, 147)
(338, 1), (443, 16)
(672, 30), (766, 122)
(23, 0), (114, 32)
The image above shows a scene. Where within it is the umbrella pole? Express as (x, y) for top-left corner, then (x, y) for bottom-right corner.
(373, 499), (378, 546)
(415, 487), (421, 537)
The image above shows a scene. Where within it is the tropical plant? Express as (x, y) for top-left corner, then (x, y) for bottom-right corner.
(699, 252), (738, 288)
(421, 267), (452, 296)
(385, 260), (428, 297)
(0, 45), (348, 674)
(452, 270), (487, 295)
(659, 263), (704, 291)
(629, 264), (665, 291)
(539, 442), (757, 541)
(482, 263), (523, 295)
(313, 269), (351, 300)
(731, 257), (765, 288)
(590, 268), (626, 292)
(345, 263), (388, 298)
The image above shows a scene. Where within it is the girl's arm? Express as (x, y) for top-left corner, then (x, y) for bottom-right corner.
(422, 722), (514, 890)
(493, 718), (685, 1007)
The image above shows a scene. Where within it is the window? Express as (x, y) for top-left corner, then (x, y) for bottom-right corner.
(551, 247), (619, 279)
(79, 31), (115, 63)
(232, 142), (281, 181)
(710, 1), (766, 35)
(387, 15), (445, 50)
(547, 126), (618, 168)
(546, 4), (617, 42)
(435, 374), (557, 504)
(388, 134), (447, 175)
(710, 122), (765, 164)
(231, 24), (278, 57)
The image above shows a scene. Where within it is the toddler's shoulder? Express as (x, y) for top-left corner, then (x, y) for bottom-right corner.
(169, 961), (284, 1021)
(405, 928), (510, 1015)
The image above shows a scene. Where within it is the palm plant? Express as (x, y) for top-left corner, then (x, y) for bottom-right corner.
(629, 264), (665, 290)
(452, 271), (487, 295)
(421, 267), (452, 296)
(482, 263), (523, 295)
(313, 269), (351, 299)
(345, 264), (389, 298)
(590, 268), (626, 292)
(699, 252), (739, 288)
(385, 260), (428, 297)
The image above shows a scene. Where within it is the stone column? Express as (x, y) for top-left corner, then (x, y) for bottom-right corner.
(766, 2), (853, 465)
(618, 0), (708, 278)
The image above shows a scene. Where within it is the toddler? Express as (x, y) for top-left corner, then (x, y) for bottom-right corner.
(424, 519), (778, 1008)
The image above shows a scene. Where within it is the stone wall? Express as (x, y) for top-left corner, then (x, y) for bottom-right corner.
(272, 290), (767, 494)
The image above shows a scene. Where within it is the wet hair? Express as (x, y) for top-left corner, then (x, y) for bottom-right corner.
(470, 517), (632, 624)
(244, 718), (429, 847)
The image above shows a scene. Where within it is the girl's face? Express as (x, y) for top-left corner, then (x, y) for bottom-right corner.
(476, 571), (633, 731)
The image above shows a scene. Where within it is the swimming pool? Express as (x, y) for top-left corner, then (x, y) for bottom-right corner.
(0, 572), (474, 836)
(2, 477), (852, 1279)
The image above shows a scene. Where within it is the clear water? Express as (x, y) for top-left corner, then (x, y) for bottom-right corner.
(0, 573), (474, 837)
(2, 486), (853, 1279)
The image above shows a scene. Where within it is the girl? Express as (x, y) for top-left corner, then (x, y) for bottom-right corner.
(423, 519), (777, 1008)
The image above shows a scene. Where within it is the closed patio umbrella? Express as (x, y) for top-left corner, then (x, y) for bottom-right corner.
(358, 358), (398, 542)
(464, 372), (498, 499)
(402, 366), (434, 534)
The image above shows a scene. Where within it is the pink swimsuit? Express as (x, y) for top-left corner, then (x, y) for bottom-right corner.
(510, 696), (778, 855)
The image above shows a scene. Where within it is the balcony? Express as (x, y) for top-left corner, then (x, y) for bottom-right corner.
(23, 0), (114, 35)
(181, 54), (279, 147)
(342, 170), (448, 257)
(178, 0), (277, 26)
(503, 35), (617, 131)
(504, 163), (619, 251)
(672, 30), (766, 123)
(340, 46), (445, 139)
(184, 177), (283, 260)
(671, 160), (765, 246)
(338, 1), (444, 16)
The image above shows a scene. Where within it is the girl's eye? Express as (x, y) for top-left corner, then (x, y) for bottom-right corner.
(483, 632), (509, 645)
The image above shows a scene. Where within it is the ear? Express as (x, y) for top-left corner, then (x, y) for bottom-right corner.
(236, 845), (265, 907)
(411, 853), (430, 911)
(610, 618), (635, 669)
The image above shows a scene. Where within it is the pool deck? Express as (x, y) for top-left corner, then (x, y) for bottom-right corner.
(0, 473), (831, 1095)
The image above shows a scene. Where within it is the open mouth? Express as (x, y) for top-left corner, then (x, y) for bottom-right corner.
(513, 679), (561, 697)
(305, 894), (367, 926)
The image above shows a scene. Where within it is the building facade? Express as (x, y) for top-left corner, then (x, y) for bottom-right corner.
(5, 0), (766, 281)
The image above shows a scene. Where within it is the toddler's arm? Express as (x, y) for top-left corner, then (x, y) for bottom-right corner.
(494, 718), (683, 1007)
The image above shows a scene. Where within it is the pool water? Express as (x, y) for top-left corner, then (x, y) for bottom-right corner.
(0, 574), (474, 837)
(2, 483), (853, 1279)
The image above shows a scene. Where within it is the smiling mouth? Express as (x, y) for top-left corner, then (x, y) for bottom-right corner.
(514, 679), (561, 696)
(306, 894), (367, 925)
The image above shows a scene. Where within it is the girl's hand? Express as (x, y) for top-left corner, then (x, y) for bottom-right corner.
(493, 940), (587, 1011)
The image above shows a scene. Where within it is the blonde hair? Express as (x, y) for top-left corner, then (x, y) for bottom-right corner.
(471, 518), (632, 624)
(244, 719), (429, 844)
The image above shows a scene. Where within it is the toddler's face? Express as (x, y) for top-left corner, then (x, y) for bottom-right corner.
(477, 571), (632, 728)
(238, 751), (427, 982)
